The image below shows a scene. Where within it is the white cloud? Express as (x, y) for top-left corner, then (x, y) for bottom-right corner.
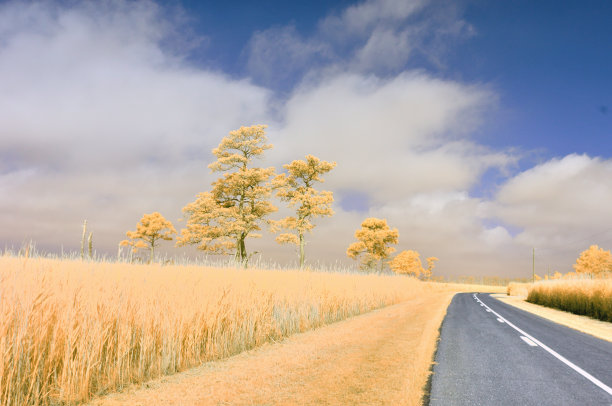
(491, 154), (612, 245)
(3, 0), (607, 279)
(246, 25), (333, 89)
(319, 0), (425, 40)
(0, 0), (271, 253)
(246, 0), (474, 81)
(273, 72), (511, 204)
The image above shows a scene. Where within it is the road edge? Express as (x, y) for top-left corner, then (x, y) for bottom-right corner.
(420, 292), (457, 406)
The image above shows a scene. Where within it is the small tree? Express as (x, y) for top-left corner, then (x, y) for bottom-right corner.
(121, 212), (176, 263)
(573, 245), (612, 277)
(388, 250), (423, 277)
(347, 218), (398, 272)
(272, 155), (336, 268)
(177, 125), (277, 267)
(423, 256), (439, 279)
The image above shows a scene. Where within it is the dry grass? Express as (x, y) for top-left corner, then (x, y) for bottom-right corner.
(507, 281), (531, 297)
(1, 256), (440, 406)
(527, 278), (612, 322)
(87, 291), (456, 406)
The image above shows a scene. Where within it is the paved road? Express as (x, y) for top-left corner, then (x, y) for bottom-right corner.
(429, 293), (612, 406)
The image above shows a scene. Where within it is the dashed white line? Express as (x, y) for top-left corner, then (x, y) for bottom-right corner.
(520, 336), (538, 347)
(496, 317), (505, 323)
(473, 293), (612, 397)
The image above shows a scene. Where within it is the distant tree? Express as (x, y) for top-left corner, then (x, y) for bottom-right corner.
(347, 218), (398, 272)
(423, 256), (439, 279)
(177, 125), (277, 268)
(272, 155), (336, 268)
(389, 250), (423, 277)
(551, 271), (563, 280)
(121, 212), (176, 263)
(573, 245), (612, 277)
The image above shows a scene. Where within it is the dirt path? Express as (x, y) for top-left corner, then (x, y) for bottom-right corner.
(87, 291), (454, 406)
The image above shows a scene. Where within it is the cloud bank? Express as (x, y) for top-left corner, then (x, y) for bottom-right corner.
(1, 0), (610, 277)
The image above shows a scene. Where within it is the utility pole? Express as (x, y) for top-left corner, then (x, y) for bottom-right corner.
(532, 247), (535, 283)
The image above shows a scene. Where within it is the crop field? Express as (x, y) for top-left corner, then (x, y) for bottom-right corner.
(527, 278), (612, 322)
(0, 255), (478, 406)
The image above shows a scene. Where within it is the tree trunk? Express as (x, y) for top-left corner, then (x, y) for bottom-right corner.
(299, 232), (305, 269)
(149, 239), (155, 264)
(237, 235), (247, 268)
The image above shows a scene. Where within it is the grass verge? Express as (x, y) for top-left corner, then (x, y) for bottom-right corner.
(526, 279), (612, 322)
(1, 256), (437, 405)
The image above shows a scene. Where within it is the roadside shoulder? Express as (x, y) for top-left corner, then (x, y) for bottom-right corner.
(493, 294), (612, 343)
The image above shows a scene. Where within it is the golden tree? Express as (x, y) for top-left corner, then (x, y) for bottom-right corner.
(389, 250), (423, 277)
(347, 218), (398, 272)
(272, 155), (336, 268)
(423, 256), (439, 279)
(178, 125), (277, 267)
(121, 212), (176, 263)
(573, 245), (612, 277)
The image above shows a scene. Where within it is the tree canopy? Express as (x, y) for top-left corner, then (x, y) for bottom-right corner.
(120, 212), (176, 263)
(177, 125), (277, 267)
(347, 218), (398, 271)
(272, 155), (336, 268)
(573, 245), (612, 276)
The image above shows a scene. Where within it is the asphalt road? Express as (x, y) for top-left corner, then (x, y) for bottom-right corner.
(429, 293), (612, 406)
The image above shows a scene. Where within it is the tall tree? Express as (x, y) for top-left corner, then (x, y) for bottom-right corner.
(120, 212), (176, 263)
(573, 245), (612, 276)
(177, 125), (277, 267)
(272, 155), (336, 268)
(388, 250), (423, 277)
(347, 218), (398, 272)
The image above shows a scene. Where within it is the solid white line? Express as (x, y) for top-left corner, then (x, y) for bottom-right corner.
(520, 336), (538, 347)
(473, 293), (612, 397)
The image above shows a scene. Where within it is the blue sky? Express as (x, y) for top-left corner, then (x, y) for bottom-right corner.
(189, 0), (611, 158)
(178, 0), (612, 196)
(1, 0), (612, 276)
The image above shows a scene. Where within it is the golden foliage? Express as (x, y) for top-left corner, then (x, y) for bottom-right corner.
(0, 256), (431, 405)
(178, 125), (277, 267)
(389, 250), (423, 277)
(347, 218), (398, 271)
(121, 212), (176, 263)
(272, 155), (336, 268)
(573, 245), (612, 276)
(424, 256), (439, 279)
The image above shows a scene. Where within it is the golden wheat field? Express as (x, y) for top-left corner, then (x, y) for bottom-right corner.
(0, 255), (461, 406)
(527, 278), (612, 322)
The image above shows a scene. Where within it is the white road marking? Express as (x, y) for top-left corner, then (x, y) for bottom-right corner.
(496, 318), (504, 323)
(520, 336), (538, 347)
(473, 293), (612, 397)
(486, 309), (492, 312)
